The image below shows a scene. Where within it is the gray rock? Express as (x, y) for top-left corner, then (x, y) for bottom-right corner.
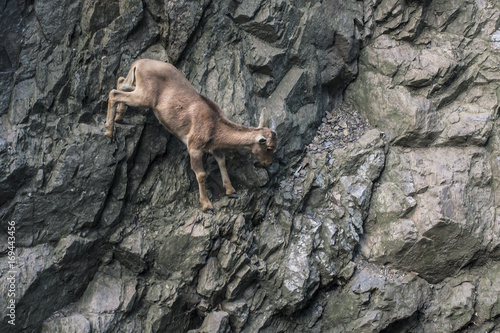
(192, 311), (231, 333)
(323, 265), (430, 333)
(422, 278), (476, 332)
(363, 147), (494, 283)
(197, 257), (225, 298)
(42, 313), (91, 333)
(476, 263), (500, 322)
(77, 261), (138, 331)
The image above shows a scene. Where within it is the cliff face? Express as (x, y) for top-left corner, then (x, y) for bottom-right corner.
(1, 0), (500, 332)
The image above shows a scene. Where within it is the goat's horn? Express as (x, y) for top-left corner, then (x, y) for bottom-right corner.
(271, 117), (277, 131)
(258, 108), (267, 128)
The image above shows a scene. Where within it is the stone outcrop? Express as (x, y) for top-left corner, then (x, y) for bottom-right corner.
(1, 0), (500, 332)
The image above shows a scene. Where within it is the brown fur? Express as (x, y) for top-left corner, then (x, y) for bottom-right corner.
(105, 59), (277, 211)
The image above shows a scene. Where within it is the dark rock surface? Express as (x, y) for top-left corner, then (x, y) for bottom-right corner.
(1, 0), (500, 332)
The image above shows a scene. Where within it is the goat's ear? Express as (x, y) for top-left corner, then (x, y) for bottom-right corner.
(258, 108), (267, 128)
(257, 136), (267, 145)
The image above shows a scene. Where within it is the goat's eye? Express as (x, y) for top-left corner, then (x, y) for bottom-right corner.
(267, 147), (274, 152)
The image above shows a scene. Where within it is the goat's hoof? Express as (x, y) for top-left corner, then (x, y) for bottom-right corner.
(225, 186), (237, 197)
(202, 202), (214, 213)
(203, 208), (215, 215)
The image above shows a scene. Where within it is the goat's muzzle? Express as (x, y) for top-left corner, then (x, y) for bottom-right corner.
(255, 160), (272, 168)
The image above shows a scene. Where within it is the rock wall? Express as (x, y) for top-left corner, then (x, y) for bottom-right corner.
(1, 0), (500, 332)
(343, 0), (500, 331)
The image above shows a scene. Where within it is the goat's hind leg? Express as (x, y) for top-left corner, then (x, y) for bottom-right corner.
(115, 77), (128, 123)
(213, 150), (237, 197)
(115, 66), (137, 123)
(105, 89), (145, 138)
(105, 89), (119, 138)
(115, 73), (137, 122)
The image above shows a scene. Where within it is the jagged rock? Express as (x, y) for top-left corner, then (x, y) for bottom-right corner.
(323, 265), (430, 333)
(476, 263), (500, 323)
(42, 313), (91, 333)
(0, 236), (100, 332)
(363, 147), (494, 283)
(347, 1), (500, 148)
(197, 257), (225, 298)
(222, 300), (249, 331)
(114, 227), (154, 273)
(77, 261), (138, 331)
(423, 278), (476, 332)
(190, 311), (231, 333)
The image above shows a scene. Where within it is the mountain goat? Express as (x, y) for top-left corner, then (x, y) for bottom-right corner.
(105, 59), (277, 211)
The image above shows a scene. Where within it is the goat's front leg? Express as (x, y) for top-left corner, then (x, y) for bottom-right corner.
(105, 90), (118, 138)
(189, 149), (214, 212)
(212, 150), (236, 196)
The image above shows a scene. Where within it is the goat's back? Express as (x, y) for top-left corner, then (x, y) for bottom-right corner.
(131, 59), (224, 147)
(132, 59), (197, 98)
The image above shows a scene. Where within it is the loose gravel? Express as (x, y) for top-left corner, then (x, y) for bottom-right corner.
(305, 104), (371, 162)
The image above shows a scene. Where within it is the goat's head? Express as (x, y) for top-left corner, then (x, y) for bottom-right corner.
(252, 109), (278, 167)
